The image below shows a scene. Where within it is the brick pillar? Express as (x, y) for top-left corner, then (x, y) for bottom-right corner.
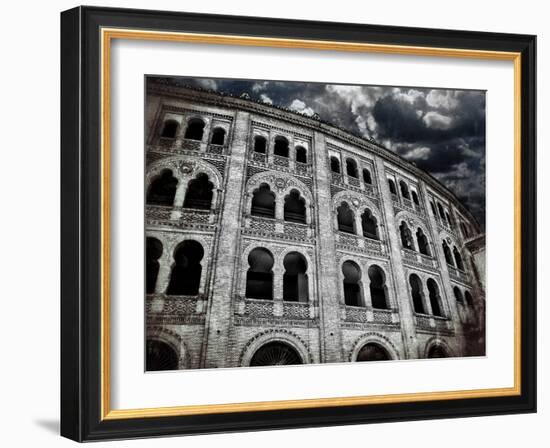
(312, 132), (344, 363)
(419, 183), (464, 340)
(374, 157), (419, 359)
(202, 111), (250, 368)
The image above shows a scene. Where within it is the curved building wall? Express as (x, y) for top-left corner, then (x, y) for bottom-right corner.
(144, 81), (485, 370)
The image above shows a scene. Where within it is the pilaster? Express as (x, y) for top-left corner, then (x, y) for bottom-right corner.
(202, 110), (250, 368)
(312, 132), (344, 363)
(374, 157), (419, 358)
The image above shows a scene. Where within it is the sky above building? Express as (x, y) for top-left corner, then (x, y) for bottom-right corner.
(154, 76), (486, 226)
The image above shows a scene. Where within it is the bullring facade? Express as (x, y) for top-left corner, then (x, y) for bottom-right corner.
(145, 80), (486, 370)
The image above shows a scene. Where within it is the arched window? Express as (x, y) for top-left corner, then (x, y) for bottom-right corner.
(409, 274), (425, 314)
(356, 343), (391, 362)
(184, 118), (205, 141)
(245, 248), (274, 300)
(254, 135), (267, 153)
(427, 345), (448, 358)
(427, 278), (443, 317)
(284, 189), (306, 224)
(465, 290), (474, 306)
(166, 240), (204, 296)
(337, 202), (355, 234)
(183, 173), (213, 210)
(250, 342), (302, 366)
(416, 228), (430, 255)
(346, 158), (358, 178)
(442, 241), (454, 266)
(210, 127), (225, 145)
(399, 180), (410, 199)
(146, 237), (163, 294)
(147, 169), (177, 206)
(251, 183), (276, 218)
(160, 119), (178, 138)
(400, 221), (415, 250)
(362, 168), (372, 185)
(430, 201), (437, 216)
(412, 190), (420, 206)
(437, 202), (446, 221)
(453, 246), (465, 270)
(283, 252), (308, 302)
(274, 136), (289, 157)
(369, 265), (389, 309)
(342, 261), (363, 307)
(361, 209), (378, 240)
(445, 211), (453, 228)
(388, 178), (397, 195)
(295, 146), (307, 163)
(146, 340), (178, 371)
(330, 156), (341, 173)
(453, 286), (464, 303)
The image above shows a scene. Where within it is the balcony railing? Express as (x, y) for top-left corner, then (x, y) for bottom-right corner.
(235, 297), (314, 320)
(337, 232), (385, 255)
(295, 161), (310, 175)
(251, 152), (267, 163)
(146, 205), (218, 226)
(181, 139), (201, 151)
(448, 264), (470, 283)
(206, 144), (225, 155)
(344, 305), (398, 325)
(401, 248), (438, 269)
(415, 313), (453, 332)
(245, 215), (314, 240)
(273, 155), (290, 167)
(146, 293), (206, 316)
(146, 205), (172, 221)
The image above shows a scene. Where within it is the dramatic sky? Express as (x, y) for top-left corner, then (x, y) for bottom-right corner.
(160, 76), (486, 226)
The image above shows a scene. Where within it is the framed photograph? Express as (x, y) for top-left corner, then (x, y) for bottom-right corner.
(60, 6), (536, 441)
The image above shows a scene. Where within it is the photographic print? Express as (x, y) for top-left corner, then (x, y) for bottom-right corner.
(144, 75), (486, 371)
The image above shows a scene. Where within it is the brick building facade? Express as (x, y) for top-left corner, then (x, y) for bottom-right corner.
(144, 80), (486, 370)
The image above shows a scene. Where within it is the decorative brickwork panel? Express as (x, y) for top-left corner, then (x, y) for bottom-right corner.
(180, 208), (214, 224)
(331, 173), (343, 184)
(207, 144), (224, 155)
(348, 177), (360, 187)
(345, 306), (369, 323)
(246, 165), (267, 181)
(273, 155), (290, 167)
(283, 222), (308, 238)
(373, 309), (393, 324)
(416, 314), (432, 330)
(244, 299), (274, 318)
(295, 162), (310, 175)
(283, 302), (311, 320)
(181, 139), (201, 151)
(252, 152), (267, 164)
(146, 205), (173, 221)
(249, 216), (276, 232)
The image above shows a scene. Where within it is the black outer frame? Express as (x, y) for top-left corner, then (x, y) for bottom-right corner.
(60, 6), (537, 442)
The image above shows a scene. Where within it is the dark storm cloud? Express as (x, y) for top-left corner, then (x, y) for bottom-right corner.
(159, 76), (485, 227)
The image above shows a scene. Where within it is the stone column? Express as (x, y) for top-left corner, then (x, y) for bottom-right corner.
(171, 178), (188, 220)
(155, 252), (173, 294)
(374, 157), (419, 359)
(312, 132), (344, 363)
(273, 266), (284, 316)
(202, 111), (250, 368)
